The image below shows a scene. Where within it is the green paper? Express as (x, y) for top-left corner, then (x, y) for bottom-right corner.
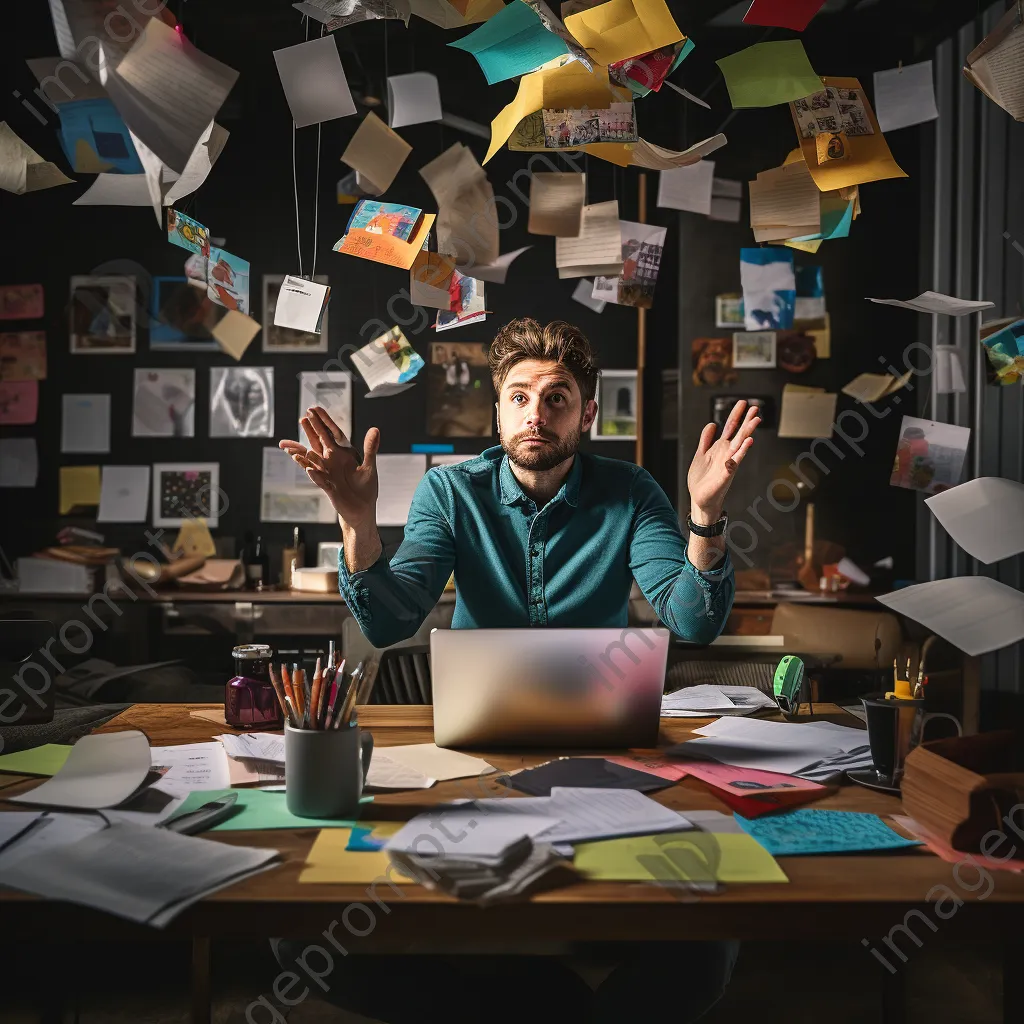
(169, 788), (371, 831)
(0, 743), (71, 776)
(716, 40), (822, 109)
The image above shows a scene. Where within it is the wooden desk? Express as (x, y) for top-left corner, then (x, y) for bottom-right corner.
(2, 704), (1022, 1024)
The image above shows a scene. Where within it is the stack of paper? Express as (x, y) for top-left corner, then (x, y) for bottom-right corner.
(386, 806), (562, 860)
(0, 822), (279, 928)
(555, 200), (623, 278)
(662, 684), (778, 718)
(749, 161), (821, 242)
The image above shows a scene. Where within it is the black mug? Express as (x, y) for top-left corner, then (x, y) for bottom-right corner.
(861, 694), (962, 787)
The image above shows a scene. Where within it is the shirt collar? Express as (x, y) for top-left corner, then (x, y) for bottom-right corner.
(499, 451), (582, 508)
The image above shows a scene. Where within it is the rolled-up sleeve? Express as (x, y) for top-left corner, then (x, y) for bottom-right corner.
(627, 468), (735, 644)
(338, 469), (457, 649)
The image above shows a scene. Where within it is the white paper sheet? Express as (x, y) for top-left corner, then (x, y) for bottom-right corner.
(217, 733), (285, 763)
(60, 393), (111, 453)
(867, 291), (995, 316)
(935, 345), (967, 394)
(662, 684), (737, 712)
(664, 81), (711, 108)
(375, 454), (427, 526)
(382, 743), (495, 781)
(385, 809), (561, 860)
(72, 173), (155, 206)
(164, 121), (229, 204)
(876, 576), (1024, 656)
(478, 788), (692, 844)
(387, 71), (443, 128)
(132, 369), (196, 438)
(0, 812), (44, 851)
(555, 200), (623, 278)
(260, 447), (335, 524)
(0, 821), (279, 928)
(149, 742), (232, 797)
(297, 371), (352, 440)
(925, 477), (1024, 564)
(469, 246), (532, 284)
(109, 20), (239, 174)
(273, 35), (356, 127)
(365, 752), (436, 790)
(572, 278), (606, 313)
(748, 162), (820, 238)
(874, 61), (939, 133)
(97, 466), (150, 523)
(657, 160), (714, 214)
(0, 812), (106, 871)
(709, 196), (741, 222)
(274, 276), (330, 333)
(10, 731), (151, 810)
(0, 438), (38, 487)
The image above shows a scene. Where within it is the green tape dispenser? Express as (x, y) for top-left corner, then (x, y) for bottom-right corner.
(773, 655), (805, 717)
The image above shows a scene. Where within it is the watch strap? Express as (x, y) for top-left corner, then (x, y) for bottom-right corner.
(686, 512), (728, 537)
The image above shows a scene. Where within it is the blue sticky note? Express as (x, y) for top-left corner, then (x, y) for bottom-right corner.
(735, 809), (921, 856)
(57, 98), (142, 174)
(449, 1), (569, 86)
(411, 443), (455, 453)
(346, 825), (388, 851)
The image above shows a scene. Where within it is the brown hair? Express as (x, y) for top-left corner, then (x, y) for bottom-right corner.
(488, 318), (599, 402)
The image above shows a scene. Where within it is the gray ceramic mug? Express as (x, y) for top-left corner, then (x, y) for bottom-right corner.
(285, 722), (373, 819)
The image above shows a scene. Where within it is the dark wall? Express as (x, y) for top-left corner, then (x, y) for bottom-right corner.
(2, 2), (679, 572)
(667, 27), (923, 581)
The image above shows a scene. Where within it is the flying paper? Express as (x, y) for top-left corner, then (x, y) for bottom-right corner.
(963, 5), (1023, 122)
(716, 40), (822, 109)
(867, 291), (995, 316)
(873, 61), (939, 133)
(273, 35), (357, 127)
(925, 477), (1024, 565)
(564, 0), (684, 66)
(342, 112), (411, 192)
(387, 72), (443, 128)
(528, 172), (586, 236)
(0, 122), (73, 194)
(555, 200), (623, 279)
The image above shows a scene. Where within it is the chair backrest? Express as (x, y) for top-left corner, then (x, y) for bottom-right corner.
(0, 616), (57, 724)
(370, 644), (432, 705)
(769, 603), (902, 670)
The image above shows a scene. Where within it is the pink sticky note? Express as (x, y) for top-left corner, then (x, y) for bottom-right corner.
(673, 760), (826, 796)
(743, 0), (826, 32)
(0, 380), (39, 424)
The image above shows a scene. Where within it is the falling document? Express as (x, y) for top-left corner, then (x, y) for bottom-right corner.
(925, 478), (1024, 565)
(876, 576), (1024, 657)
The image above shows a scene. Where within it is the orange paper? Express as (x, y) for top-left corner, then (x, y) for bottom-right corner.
(334, 213), (436, 270)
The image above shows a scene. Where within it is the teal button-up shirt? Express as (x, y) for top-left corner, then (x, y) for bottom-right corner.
(338, 446), (734, 649)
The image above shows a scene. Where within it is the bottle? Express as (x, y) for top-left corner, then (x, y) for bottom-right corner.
(253, 535), (270, 591)
(241, 531), (261, 590)
(224, 644), (282, 728)
(281, 527), (306, 588)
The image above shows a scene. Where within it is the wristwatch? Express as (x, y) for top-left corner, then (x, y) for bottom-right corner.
(686, 511), (728, 537)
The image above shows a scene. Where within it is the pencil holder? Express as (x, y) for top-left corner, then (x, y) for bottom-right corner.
(285, 722), (373, 819)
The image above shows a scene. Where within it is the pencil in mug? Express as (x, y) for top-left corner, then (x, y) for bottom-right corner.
(316, 662), (334, 727)
(267, 663), (289, 724)
(308, 657), (324, 730)
(334, 662), (363, 729)
(323, 658), (346, 729)
(280, 663), (298, 726)
(292, 666), (307, 725)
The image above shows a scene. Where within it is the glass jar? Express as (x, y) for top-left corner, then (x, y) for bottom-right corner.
(224, 644), (282, 729)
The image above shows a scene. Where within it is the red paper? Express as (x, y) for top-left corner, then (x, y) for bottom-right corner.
(714, 787), (823, 818)
(0, 284), (44, 320)
(742, 0), (826, 32)
(0, 380), (39, 424)
(671, 760), (826, 796)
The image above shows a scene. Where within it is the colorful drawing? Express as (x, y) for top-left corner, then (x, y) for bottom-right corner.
(167, 209), (211, 258)
(345, 201), (422, 243)
(153, 463), (220, 527)
(207, 248), (250, 314)
(889, 416), (970, 495)
(980, 318), (1024, 385)
(0, 331), (46, 381)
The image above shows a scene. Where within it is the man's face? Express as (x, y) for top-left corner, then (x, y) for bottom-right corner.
(496, 359), (598, 471)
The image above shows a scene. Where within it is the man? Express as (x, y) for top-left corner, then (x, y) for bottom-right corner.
(276, 319), (760, 1023)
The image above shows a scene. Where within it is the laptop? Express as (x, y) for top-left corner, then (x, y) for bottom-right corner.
(430, 627), (669, 749)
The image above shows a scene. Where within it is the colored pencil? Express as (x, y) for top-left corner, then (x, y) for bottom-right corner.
(267, 663), (289, 723)
(335, 661), (363, 729)
(280, 664), (297, 722)
(308, 657), (324, 730)
(323, 658), (346, 729)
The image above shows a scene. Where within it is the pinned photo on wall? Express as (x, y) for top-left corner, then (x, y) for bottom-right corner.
(889, 416), (971, 495)
(263, 275), (330, 352)
(207, 248), (250, 313)
(591, 222), (667, 309)
(209, 367), (274, 438)
(132, 369), (196, 438)
(152, 462), (221, 528)
(150, 276), (221, 351)
(427, 341), (493, 438)
(0, 283), (44, 320)
(691, 337), (738, 387)
(733, 331), (777, 369)
(69, 275), (137, 354)
(297, 371), (352, 440)
(0, 331), (46, 380)
(591, 370), (638, 441)
(715, 294), (744, 329)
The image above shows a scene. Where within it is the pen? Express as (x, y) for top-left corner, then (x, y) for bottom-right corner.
(335, 661), (363, 729)
(293, 666), (307, 725)
(267, 663), (289, 724)
(323, 658), (346, 729)
(309, 657), (324, 730)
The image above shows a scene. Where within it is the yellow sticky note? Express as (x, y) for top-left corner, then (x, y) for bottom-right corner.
(0, 743), (71, 776)
(173, 518), (216, 558)
(573, 831), (789, 884)
(59, 465), (101, 514)
(300, 824), (416, 885)
(212, 310), (261, 361)
(784, 237), (823, 253)
(565, 0), (684, 67)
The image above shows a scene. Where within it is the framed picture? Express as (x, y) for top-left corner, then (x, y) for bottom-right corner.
(715, 294), (744, 329)
(132, 369), (196, 437)
(732, 331), (777, 369)
(152, 462), (221, 527)
(210, 366), (275, 438)
(426, 341), (493, 437)
(69, 275), (136, 353)
(263, 274), (329, 352)
(317, 541), (342, 568)
(591, 369), (638, 440)
(150, 276), (219, 351)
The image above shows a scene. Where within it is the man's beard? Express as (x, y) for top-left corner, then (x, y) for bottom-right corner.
(501, 421), (582, 471)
